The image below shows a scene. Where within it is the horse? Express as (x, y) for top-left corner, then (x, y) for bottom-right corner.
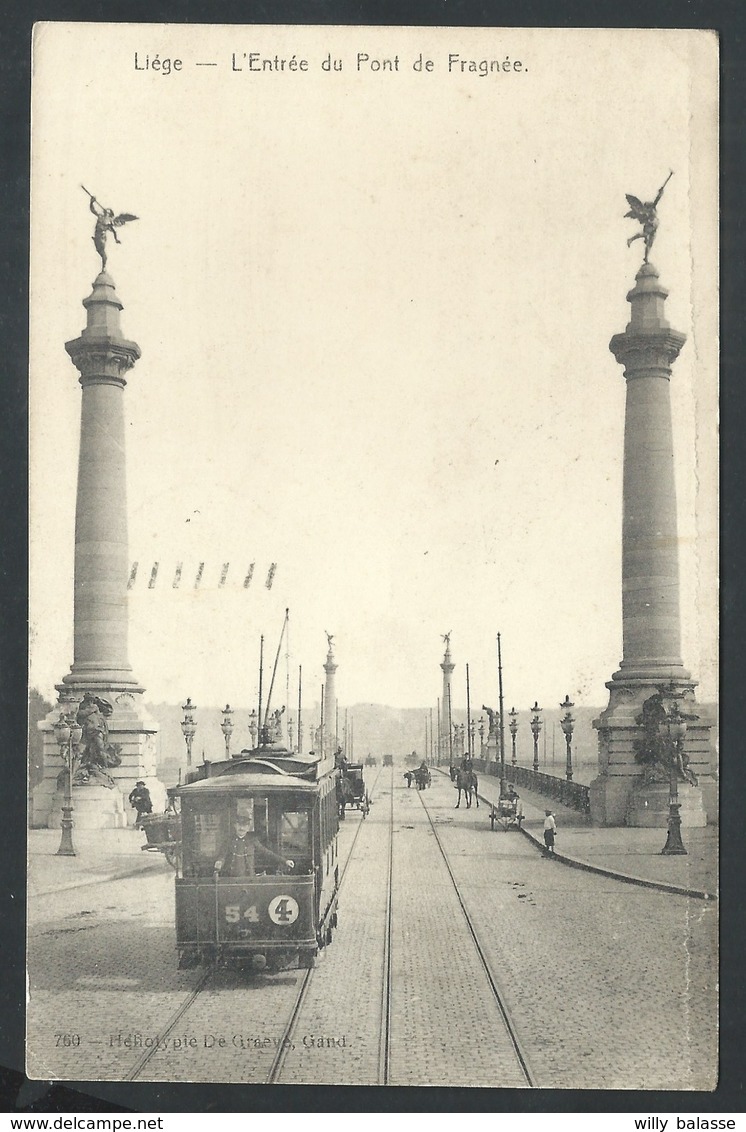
(414, 766), (431, 790)
(455, 769), (479, 809)
(336, 772), (355, 820)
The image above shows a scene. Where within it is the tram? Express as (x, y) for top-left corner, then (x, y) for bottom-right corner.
(174, 737), (340, 972)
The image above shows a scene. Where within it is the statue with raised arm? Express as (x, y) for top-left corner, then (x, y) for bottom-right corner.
(325, 631), (334, 649)
(270, 706), (286, 741)
(82, 185), (138, 272)
(441, 631), (451, 646)
(482, 705), (498, 738)
(624, 171), (673, 262)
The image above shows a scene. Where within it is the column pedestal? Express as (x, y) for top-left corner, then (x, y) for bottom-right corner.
(590, 678), (716, 826)
(32, 690), (167, 829)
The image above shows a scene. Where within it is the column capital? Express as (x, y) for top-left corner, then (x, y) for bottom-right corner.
(65, 271), (141, 388)
(609, 329), (686, 378)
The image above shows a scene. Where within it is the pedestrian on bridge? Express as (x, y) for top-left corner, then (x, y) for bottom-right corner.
(543, 810), (557, 857)
(129, 781), (153, 828)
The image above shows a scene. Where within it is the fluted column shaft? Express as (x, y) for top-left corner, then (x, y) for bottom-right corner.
(324, 653), (337, 756)
(609, 262), (689, 683)
(440, 645), (454, 752)
(62, 272), (142, 690)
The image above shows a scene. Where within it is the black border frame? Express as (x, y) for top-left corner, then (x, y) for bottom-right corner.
(3, 0), (743, 1115)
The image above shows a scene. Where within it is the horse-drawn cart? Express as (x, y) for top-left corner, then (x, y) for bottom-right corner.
(489, 794), (524, 831)
(337, 763), (371, 818)
(346, 763), (370, 815)
(140, 810), (182, 868)
(364, 755), (377, 767)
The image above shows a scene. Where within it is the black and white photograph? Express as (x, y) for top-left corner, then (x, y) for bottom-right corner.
(27, 23), (718, 1092)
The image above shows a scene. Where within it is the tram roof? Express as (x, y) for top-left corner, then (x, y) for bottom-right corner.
(177, 772), (320, 796)
(176, 747), (336, 797)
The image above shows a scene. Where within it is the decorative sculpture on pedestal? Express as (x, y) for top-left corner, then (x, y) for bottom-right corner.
(82, 186), (138, 272)
(624, 171), (673, 262)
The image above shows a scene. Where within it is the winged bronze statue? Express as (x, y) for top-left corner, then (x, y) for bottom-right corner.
(624, 171), (673, 262)
(82, 186), (138, 271)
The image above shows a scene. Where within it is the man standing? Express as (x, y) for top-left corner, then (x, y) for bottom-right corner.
(129, 781), (153, 827)
(215, 809), (294, 877)
(543, 809), (557, 857)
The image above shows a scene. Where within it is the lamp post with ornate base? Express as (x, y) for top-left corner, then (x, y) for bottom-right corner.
(660, 700), (688, 855)
(221, 704), (234, 759)
(54, 713), (83, 857)
(560, 695), (575, 781)
(509, 707), (518, 766)
(181, 698), (197, 769)
(530, 703), (542, 773)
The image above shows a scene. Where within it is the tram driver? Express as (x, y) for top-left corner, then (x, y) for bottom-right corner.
(214, 801), (295, 878)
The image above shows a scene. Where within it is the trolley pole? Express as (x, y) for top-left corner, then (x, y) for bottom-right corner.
(497, 632), (506, 796)
(466, 663), (472, 759)
(297, 665), (303, 754)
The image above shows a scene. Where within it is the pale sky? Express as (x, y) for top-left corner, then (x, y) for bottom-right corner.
(29, 24), (718, 714)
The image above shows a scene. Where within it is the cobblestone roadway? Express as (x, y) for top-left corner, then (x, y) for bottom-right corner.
(274, 774), (392, 1085)
(419, 778), (717, 1090)
(27, 770), (717, 1089)
(277, 770), (530, 1087)
(27, 867), (202, 1081)
(387, 782), (530, 1086)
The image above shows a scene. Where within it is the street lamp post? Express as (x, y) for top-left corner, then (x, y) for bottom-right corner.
(530, 702), (542, 773)
(181, 698), (197, 769)
(54, 711), (83, 857)
(248, 709), (258, 749)
(509, 707), (518, 766)
(660, 700), (688, 856)
(288, 717), (295, 752)
(478, 717), (485, 759)
(220, 704), (234, 759)
(559, 695), (575, 781)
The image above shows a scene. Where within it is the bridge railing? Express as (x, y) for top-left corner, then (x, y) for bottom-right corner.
(471, 760), (591, 815)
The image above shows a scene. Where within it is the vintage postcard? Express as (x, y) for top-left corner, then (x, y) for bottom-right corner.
(28, 24), (718, 1091)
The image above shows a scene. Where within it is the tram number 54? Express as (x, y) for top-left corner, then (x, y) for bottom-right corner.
(225, 904), (260, 923)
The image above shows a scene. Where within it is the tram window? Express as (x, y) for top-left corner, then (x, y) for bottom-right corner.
(193, 811), (222, 857)
(237, 797), (268, 842)
(280, 811), (310, 857)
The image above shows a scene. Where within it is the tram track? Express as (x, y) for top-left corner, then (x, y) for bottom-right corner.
(267, 764), (388, 1084)
(414, 785), (536, 1088)
(377, 765), (394, 1084)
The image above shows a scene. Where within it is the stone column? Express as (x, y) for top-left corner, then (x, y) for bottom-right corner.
(64, 272), (142, 691)
(33, 272), (165, 828)
(590, 263), (715, 826)
(440, 639), (455, 762)
(323, 640), (338, 758)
